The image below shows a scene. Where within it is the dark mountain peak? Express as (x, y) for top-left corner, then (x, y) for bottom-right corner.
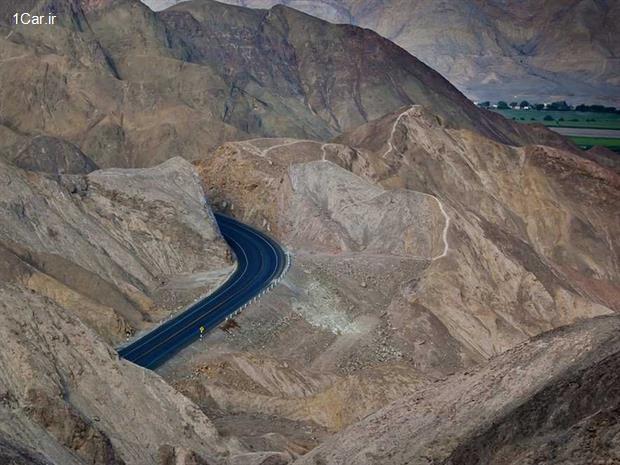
(0, 0), (572, 169)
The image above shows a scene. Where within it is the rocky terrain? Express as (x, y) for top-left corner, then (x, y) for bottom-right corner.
(0, 156), (232, 343)
(0, 154), (242, 463)
(0, 0), (570, 170)
(149, 0), (620, 105)
(295, 315), (620, 465)
(0, 1), (618, 464)
(0, 283), (236, 465)
(155, 103), (618, 460)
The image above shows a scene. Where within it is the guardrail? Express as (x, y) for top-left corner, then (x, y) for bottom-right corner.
(117, 212), (292, 366)
(225, 248), (292, 321)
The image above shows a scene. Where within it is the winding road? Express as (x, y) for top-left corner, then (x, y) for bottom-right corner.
(118, 213), (288, 369)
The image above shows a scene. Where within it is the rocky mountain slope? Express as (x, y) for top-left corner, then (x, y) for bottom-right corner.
(0, 157), (232, 344)
(1, 0), (570, 169)
(0, 1), (618, 464)
(0, 155), (241, 464)
(154, 103), (618, 460)
(295, 315), (620, 465)
(152, 0), (620, 105)
(0, 283), (236, 465)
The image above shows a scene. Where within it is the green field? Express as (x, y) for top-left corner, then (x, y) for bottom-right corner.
(491, 109), (620, 130)
(569, 136), (620, 153)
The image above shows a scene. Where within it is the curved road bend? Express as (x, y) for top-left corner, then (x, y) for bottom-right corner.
(118, 213), (288, 370)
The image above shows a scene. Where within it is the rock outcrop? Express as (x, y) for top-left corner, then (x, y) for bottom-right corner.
(0, 156), (232, 343)
(13, 136), (99, 175)
(173, 103), (618, 459)
(0, 0), (570, 169)
(0, 153), (241, 464)
(0, 283), (236, 465)
(179, 0), (620, 105)
(294, 315), (620, 465)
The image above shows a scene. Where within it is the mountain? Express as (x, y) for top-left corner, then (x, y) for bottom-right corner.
(0, 0), (618, 464)
(0, 156), (241, 464)
(2, 99), (616, 463)
(0, 156), (233, 343)
(147, 0), (620, 105)
(165, 102), (618, 457)
(294, 315), (620, 465)
(0, 0), (570, 169)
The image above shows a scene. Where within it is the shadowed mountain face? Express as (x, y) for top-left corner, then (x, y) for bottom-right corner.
(155, 0), (620, 105)
(0, 0), (570, 168)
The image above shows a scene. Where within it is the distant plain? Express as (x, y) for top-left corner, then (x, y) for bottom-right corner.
(491, 109), (620, 130)
(492, 109), (620, 151)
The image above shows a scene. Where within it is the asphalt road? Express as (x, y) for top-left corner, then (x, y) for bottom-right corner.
(118, 213), (288, 369)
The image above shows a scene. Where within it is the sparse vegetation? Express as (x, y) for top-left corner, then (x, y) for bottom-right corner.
(569, 136), (620, 152)
(485, 102), (620, 149)
(488, 108), (620, 130)
(575, 104), (618, 113)
(479, 100), (619, 125)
